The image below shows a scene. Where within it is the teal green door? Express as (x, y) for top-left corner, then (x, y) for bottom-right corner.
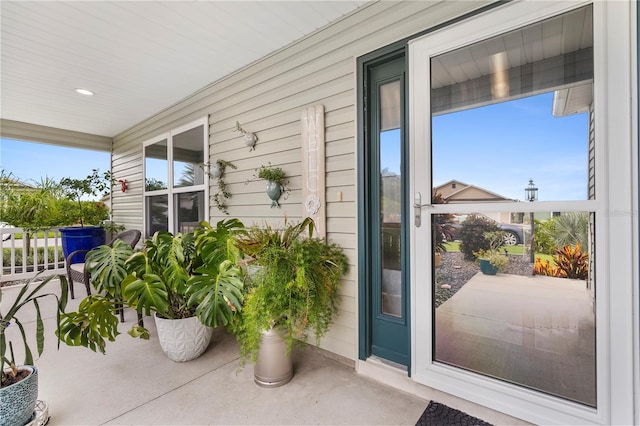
(360, 53), (409, 368)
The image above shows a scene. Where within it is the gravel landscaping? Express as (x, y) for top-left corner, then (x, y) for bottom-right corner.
(435, 251), (534, 307)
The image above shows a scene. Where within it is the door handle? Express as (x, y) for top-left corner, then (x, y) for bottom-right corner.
(413, 192), (432, 227)
(414, 192), (424, 227)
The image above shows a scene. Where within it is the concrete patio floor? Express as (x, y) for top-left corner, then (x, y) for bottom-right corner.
(2, 278), (531, 425)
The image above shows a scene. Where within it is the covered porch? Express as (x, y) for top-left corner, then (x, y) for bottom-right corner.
(1, 279), (525, 425)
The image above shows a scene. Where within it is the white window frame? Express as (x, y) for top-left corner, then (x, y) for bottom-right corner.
(142, 117), (209, 237)
(408, 1), (637, 425)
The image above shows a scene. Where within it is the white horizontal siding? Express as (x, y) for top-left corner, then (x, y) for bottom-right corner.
(112, 0), (491, 360)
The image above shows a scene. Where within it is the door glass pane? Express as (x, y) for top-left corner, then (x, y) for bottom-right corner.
(430, 5), (596, 407)
(433, 210), (595, 406)
(173, 125), (205, 188)
(431, 5), (593, 203)
(380, 80), (402, 317)
(175, 191), (204, 234)
(145, 139), (168, 191)
(145, 194), (168, 238)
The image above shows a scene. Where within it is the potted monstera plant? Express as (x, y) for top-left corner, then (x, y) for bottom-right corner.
(58, 219), (246, 362)
(232, 217), (348, 387)
(1, 273), (68, 426)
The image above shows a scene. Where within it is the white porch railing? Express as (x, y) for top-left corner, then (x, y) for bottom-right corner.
(0, 227), (66, 282)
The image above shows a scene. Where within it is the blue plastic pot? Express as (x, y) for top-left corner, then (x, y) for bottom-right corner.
(60, 226), (105, 264)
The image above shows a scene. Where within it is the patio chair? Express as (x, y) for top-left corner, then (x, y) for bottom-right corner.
(66, 229), (142, 324)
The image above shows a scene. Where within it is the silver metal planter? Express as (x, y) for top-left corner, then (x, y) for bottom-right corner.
(254, 327), (293, 388)
(0, 365), (38, 426)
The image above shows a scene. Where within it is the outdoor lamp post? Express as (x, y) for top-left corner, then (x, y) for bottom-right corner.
(525, 179), (538, 263)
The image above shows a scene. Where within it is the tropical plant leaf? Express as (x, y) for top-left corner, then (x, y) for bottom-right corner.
(1, 271), (67, 379)
(34, 299), (44, 356)
(57, 295), (120, 354)
(187, 260), (244, 328)
(125, 251), (151, 277)
(127, 326), (150, 339)
(86, 240), (133, 297)
(196, 221), (243, 267)
(122, 273), (170, 317)
(13, 319), (33, 366)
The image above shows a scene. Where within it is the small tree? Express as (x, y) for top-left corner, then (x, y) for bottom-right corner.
(533, 218), (557, 255)
(59, 169), (113, 227)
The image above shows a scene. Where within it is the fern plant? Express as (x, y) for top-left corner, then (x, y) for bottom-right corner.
(231, 218), (349, 363)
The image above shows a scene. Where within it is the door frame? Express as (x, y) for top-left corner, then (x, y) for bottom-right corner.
(408, 1), (636, 425)
(357, 45), (411, 366)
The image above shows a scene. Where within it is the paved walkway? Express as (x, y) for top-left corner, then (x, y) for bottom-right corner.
(436, 272), (595, 407)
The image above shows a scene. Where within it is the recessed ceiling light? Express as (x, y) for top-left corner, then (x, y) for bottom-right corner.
(75, 88), (94, 96)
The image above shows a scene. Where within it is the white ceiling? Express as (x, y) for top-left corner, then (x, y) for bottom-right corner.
(1, 1), (368, 138)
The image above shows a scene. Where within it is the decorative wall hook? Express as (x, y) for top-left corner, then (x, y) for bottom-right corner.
(234, 121), (258, 151)
(118, 179), (128, 193)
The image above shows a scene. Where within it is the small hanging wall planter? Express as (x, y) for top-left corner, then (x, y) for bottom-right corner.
(254, 164), (289, 208)
(265, 180), (283, 208)
(235, 121), (258, 151)
(202, 159), (237, 214)
(210, 162), (223, 178)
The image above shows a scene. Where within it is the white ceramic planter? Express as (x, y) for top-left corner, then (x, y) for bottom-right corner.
(0, 365), (38, 426)
(154, 315), (213, 362)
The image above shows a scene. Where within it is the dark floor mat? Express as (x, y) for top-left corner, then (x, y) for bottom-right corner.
(415, 401), (493, 426)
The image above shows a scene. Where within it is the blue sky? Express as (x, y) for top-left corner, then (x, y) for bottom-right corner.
(381, 92), (589, 201)
(0, 139), (110, 194)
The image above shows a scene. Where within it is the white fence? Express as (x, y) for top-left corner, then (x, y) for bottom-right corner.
(0, 227), (66, 282)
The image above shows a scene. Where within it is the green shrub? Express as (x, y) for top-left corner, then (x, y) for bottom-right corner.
(2, 246), (64, 267)
(458, 214), (501, 260)
(56, 198), (109, 226)
(533, 218), (557, 255)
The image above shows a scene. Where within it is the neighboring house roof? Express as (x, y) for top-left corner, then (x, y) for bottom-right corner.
(434, 180), (515, 203)
(1, 177), (36, 191)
